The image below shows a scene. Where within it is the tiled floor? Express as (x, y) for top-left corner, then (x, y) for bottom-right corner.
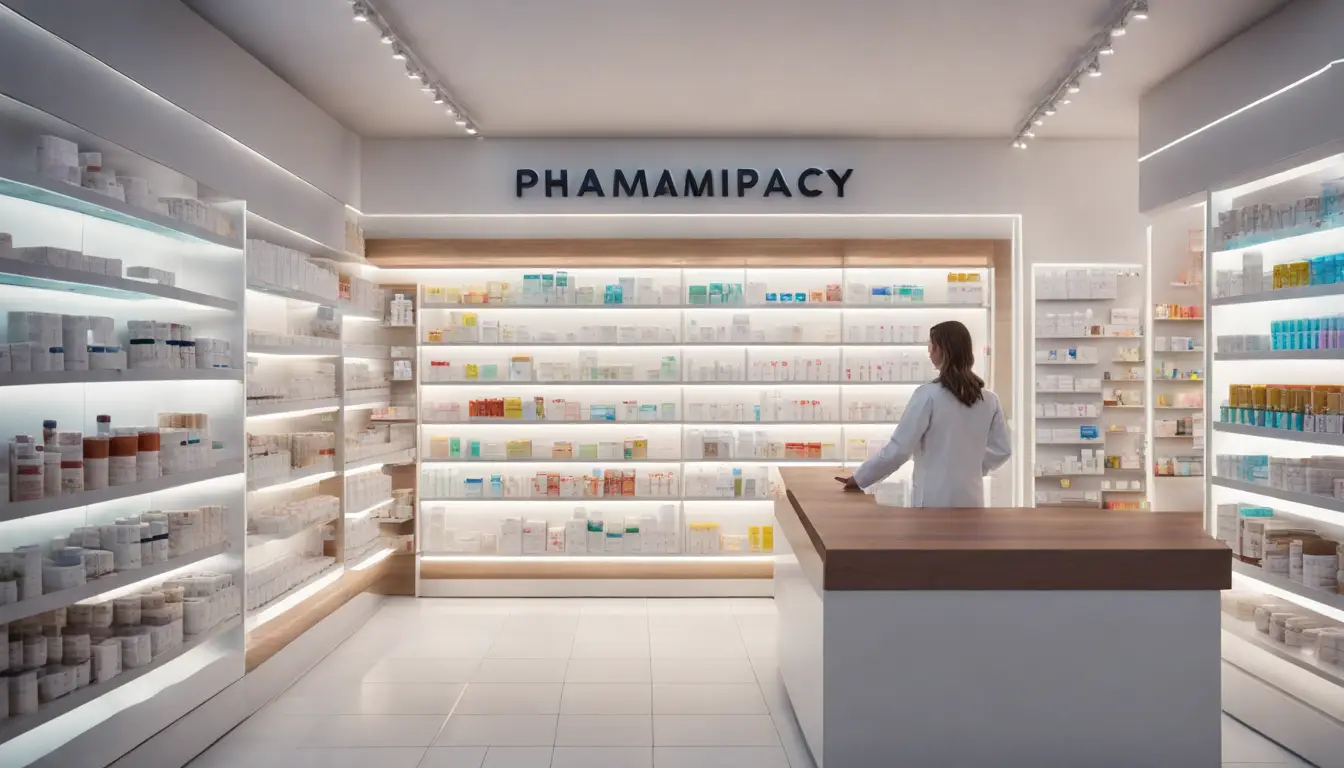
(192, 597), (1311, 768)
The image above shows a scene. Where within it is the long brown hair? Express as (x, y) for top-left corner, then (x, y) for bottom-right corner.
(930, 320), (984, 407)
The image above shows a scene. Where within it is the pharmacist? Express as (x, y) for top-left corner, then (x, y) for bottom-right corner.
(837, 320), (1011, 506)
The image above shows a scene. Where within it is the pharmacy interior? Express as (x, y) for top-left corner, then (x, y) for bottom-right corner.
(0, 0), (1338, 765)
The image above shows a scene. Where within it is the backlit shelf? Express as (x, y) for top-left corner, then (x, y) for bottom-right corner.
(246, 280), (337, 308)
(1215, 350), (1344, 362)
(0, 460), (244, 525)
(1210, 282), (1344, 307)
(0, 260), (238, 310)
(1213, 422), (1344, 447)
(246, 397), (341, 418)
(1212, 477), (1344, 515)
(0, 368), (242, 387)
(1220, 613), (1344, 689)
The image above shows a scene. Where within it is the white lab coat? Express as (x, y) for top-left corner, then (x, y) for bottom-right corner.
(852, 382), (1011, 507)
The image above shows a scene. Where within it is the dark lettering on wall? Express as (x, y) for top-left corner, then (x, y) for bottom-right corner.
(515, 169), (538, 198)
(763, 169), (792, 197)
(513, 168), (855, 200)
(827, 168), (854, 197)
(577, 169), (605, 197)
(736, 168), (759, 198)
(544, 169), (568, 197)
(684, 170), (713, 197)
(613, 169), (648, 198)
(797, 168), (823, 198)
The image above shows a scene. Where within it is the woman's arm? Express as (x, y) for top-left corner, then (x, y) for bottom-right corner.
(982, 394), (1012, 475)
(851, 387), (932, 490)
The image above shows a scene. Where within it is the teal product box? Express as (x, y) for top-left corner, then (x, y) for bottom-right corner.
(794, 292), (806, 303)
(469, 440), (481, 458)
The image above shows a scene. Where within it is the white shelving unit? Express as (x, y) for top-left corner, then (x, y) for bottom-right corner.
(409, 266), (996, 590)
(0, 97), (246, 763)
(1147, 202), (1207, 511)
(1207, 153), (1344, 751)
(1030, 264), (1147, 509)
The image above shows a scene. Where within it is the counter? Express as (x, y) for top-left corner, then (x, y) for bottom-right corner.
(773, 467), (1230, 767)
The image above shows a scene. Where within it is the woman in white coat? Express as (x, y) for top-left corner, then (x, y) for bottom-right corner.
(836, 320), (1010, 507)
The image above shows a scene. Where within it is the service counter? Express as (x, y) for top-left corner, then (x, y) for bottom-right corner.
(773, 467), (1230, 767)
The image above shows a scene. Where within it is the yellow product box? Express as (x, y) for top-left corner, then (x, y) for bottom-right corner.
(425, 286), (448, 303)
(506, 440), (533, 459)
(762, 525), (774, 553)
(632, 438), (648, 459)
(465, 363), (479, 380)
(429, 435), (453, 459)
(462, 312), (478, 328)
(503, 397), (524, 419)
(748, 526), (763, 553)
(552, 441), (574, 459)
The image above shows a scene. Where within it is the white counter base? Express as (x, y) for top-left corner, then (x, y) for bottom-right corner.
(777, 554), (1221, 767)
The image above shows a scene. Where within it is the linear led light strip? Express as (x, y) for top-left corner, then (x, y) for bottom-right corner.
(76, 550), (230, 605)
(246, 405), (341, 420)
(251, 470), (338, 492)
(350, 1), (480, 137)
(347, 498), (395, 520)
(419, 555), (774, 564)
(1011, 0), (1149, 149)
(247, 566), (344, 631)
(350, 547), (396, 571)
(1232, 571), (1344, 625)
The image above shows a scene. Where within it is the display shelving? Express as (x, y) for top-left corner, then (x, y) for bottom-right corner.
(0, 96), (247, 762)
(413, 266), (996, 576)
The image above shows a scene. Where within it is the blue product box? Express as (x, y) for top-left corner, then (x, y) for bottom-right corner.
(780, 293), (794, 303)
(794, 292), (806, 302)
(765, 292), (778, 303)
(1080, 425), (1099, 439)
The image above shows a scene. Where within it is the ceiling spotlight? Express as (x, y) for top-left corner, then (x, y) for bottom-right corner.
(1059, 97), (1072, 105)
(407, 68), (424, 80)
(446, 105), (457, 117)
(1033, 117), (1045, 126)
(391, 45), (407, 61)
(432, 91), (445, 104)
(1113, 18), (1128, 36)
(1066, 79), (1081, 94)
(1099, 35), (1115, 55)
(465, 125), (478, 135)
(1012, 141), (1028, 150)
(1023, 130), (1036, 138)
(454, 116), (467, 127)
(1043, 105), (1057, 116)
(351, 2), (370, 22)
(380, 32), (395, 45)
(1132, 0), (1149, 20)
(1086, 58), (1103, 77)
(421, 82), (436, 93)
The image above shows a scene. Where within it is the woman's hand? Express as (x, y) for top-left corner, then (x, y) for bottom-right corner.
(834, 475), (861, 492)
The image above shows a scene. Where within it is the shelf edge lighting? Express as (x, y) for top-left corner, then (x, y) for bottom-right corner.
(350, 547), (396, 571)
(246, 567), (344, 632)
(1233, 571), (1344, 625)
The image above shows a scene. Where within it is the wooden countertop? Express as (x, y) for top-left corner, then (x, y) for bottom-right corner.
(776, 467), (1230, 591)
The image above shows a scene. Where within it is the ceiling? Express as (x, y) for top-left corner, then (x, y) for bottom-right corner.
(184, 0), (1287, 140)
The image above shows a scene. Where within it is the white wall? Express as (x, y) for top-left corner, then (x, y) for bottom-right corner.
(1138, 0), (1344, 210)
(0, 0), (356, 249)
(360, 138), (1144, 267)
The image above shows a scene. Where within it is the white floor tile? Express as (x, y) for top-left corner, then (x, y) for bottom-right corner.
(221, 714), (322, 747)
(487, 634), (574, 659)
(505, 599), (586, 616)
(269, 683), (465, 716)
(654, 746), (791, 768)
(570, 637), (652, 659)
(500, 614), (581, 638)
(416, 746), (487, 768)
(454, 683), (563, 715)
(771, 703), (818, 768)
(729, 599), (779, 616)
(188, 743), (283, 768)
(561, 683), (653, 715)
(393, 631), (497, 658)
(646, 599), (734, 615)
(415, 599), (518, 616)
(651, 658), (758, 684)
(648, 615), (741, 638)
(650, 634), (747, 659)
(575, 616), (651, 642)
(563, 658), (652, 683)
(480, 746), (553, 768)
(555, 715), (654, 746)
(579, 599), (649, 616)
(1221, 716), (1305, 764)
(551, 746), (654, 768)
(653, 715), (781, 747)
(301, 715), (449, 748)
(472, 658), (569, 683)
(435, 715), (558, 747)
(365, 658), (482, 683)
(286, 747), (430, 768)
(652, 684), (768, 715)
